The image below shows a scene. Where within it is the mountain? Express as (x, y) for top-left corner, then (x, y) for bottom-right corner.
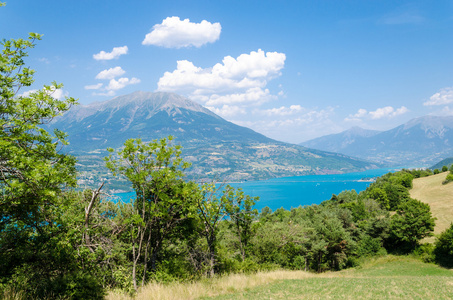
(51, 91), (274, 150)
(301, 116), (453, 166)
(431, 157), (453, 170)
(301, 126), (381, 153)
(48, 91), (376, 191)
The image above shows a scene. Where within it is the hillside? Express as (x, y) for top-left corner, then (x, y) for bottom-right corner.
(410, 172), (453, 238)
(47, 91), (376, 191)
(301, 116), (453, 166)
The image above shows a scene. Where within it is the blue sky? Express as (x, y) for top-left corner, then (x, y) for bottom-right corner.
(2, 1), (453, 143)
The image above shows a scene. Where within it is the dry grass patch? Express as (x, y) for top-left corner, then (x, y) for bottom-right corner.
(410, 172), (453, 241)
(106, 270), (314, 300)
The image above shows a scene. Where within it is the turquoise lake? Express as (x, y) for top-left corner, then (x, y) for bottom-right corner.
(114, 168), (396, 212)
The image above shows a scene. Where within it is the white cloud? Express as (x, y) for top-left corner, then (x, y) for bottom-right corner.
(206, 105), (246, 118)
(203, 88), (275, 106)
(95, 66), (126, 80)
(346, 106), (408, 121)
(369, 106), (408, 119)
(424, 87), (453, 106)
(93, 46), (128, 60)
(50, 88), (68, 100)
(257, 105), (303, 116)
(106, 77), (140, 91)
(84, 83), (103, 90)
(142, 16), (221, 48)
(157, 49), (286, 111)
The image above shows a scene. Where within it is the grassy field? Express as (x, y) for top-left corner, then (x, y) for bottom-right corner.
(410, 172), (453, 239)
(201, 256), (453, 300)
(108, 256), (453, 300)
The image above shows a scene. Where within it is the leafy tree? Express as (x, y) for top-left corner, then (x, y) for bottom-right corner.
(389, 198), (436, 250)
(105, 137), (198, 291)
(0, 29), (106, 298)
(195, 183), (229, 277)
(382, 182), (410, 210)
(442, 165), (448, 172)
(366, 187), (390, 210)
(434, 223), (453, 268)
(224, 185), (259, 261)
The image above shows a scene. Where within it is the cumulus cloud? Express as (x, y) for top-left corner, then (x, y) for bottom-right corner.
(142, 17), (221, 48)
(88, 67), (140, 96)
(93, 46), (128, 60)
(84, 83), (103, 90)
(424, 87), (453, 106)
(106, 77), (141, 91)
(257, 105), (303, 116)
(157, 49), (286, 110)
(95, 67), (126, 80)
(345, 106), (408, 121)
(206, 105), (246, 118)
(50, 88), (68, 100)
(369, 106), (408, 119)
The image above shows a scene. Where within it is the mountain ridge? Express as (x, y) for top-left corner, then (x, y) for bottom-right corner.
(301, 115), (453, 166)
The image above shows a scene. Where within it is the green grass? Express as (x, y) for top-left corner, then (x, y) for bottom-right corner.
(201, 256), (453, 300)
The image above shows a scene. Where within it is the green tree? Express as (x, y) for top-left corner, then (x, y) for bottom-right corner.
(224, 185), (259, 261)
(434, 223), (453, 268)
(105, 137), (198, 291)
(195, 183), (229, 277)
(0, 32), (108, 298)
(389, 198), (436, 250)
(366, 187), (390, 210)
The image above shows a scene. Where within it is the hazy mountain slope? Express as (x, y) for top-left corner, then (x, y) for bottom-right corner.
(48, 91), (376, 191)
(301, 126), (381, 153)
(431, 157), (453, 170)
(301, 116), (453, 166)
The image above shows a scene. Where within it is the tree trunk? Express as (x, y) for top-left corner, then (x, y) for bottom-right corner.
(208, 233), (216, 277)
(84, 182), (104, 246)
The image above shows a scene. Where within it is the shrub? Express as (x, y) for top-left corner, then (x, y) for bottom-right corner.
(434, 223), (453, 268)
(442, 173), (453, 185)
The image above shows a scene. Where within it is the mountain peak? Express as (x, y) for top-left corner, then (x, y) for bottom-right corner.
(84, 91), (219, 119)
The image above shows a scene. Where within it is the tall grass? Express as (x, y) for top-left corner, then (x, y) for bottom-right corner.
(107, 256), (453, 300)
(107, 270), (313, 300)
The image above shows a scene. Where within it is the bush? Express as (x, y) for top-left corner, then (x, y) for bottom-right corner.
(434, 223), (453, 268)
(442, 173), (453, 185)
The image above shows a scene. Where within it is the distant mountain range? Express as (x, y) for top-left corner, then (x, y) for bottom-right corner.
(301, 116), (453, 166)
(48, 91), (375, 191)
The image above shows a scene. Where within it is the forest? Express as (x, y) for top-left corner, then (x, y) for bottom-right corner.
(2, 27), (453, 300)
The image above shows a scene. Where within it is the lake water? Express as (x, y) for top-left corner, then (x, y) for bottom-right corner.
(114, 168), (396, 212)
